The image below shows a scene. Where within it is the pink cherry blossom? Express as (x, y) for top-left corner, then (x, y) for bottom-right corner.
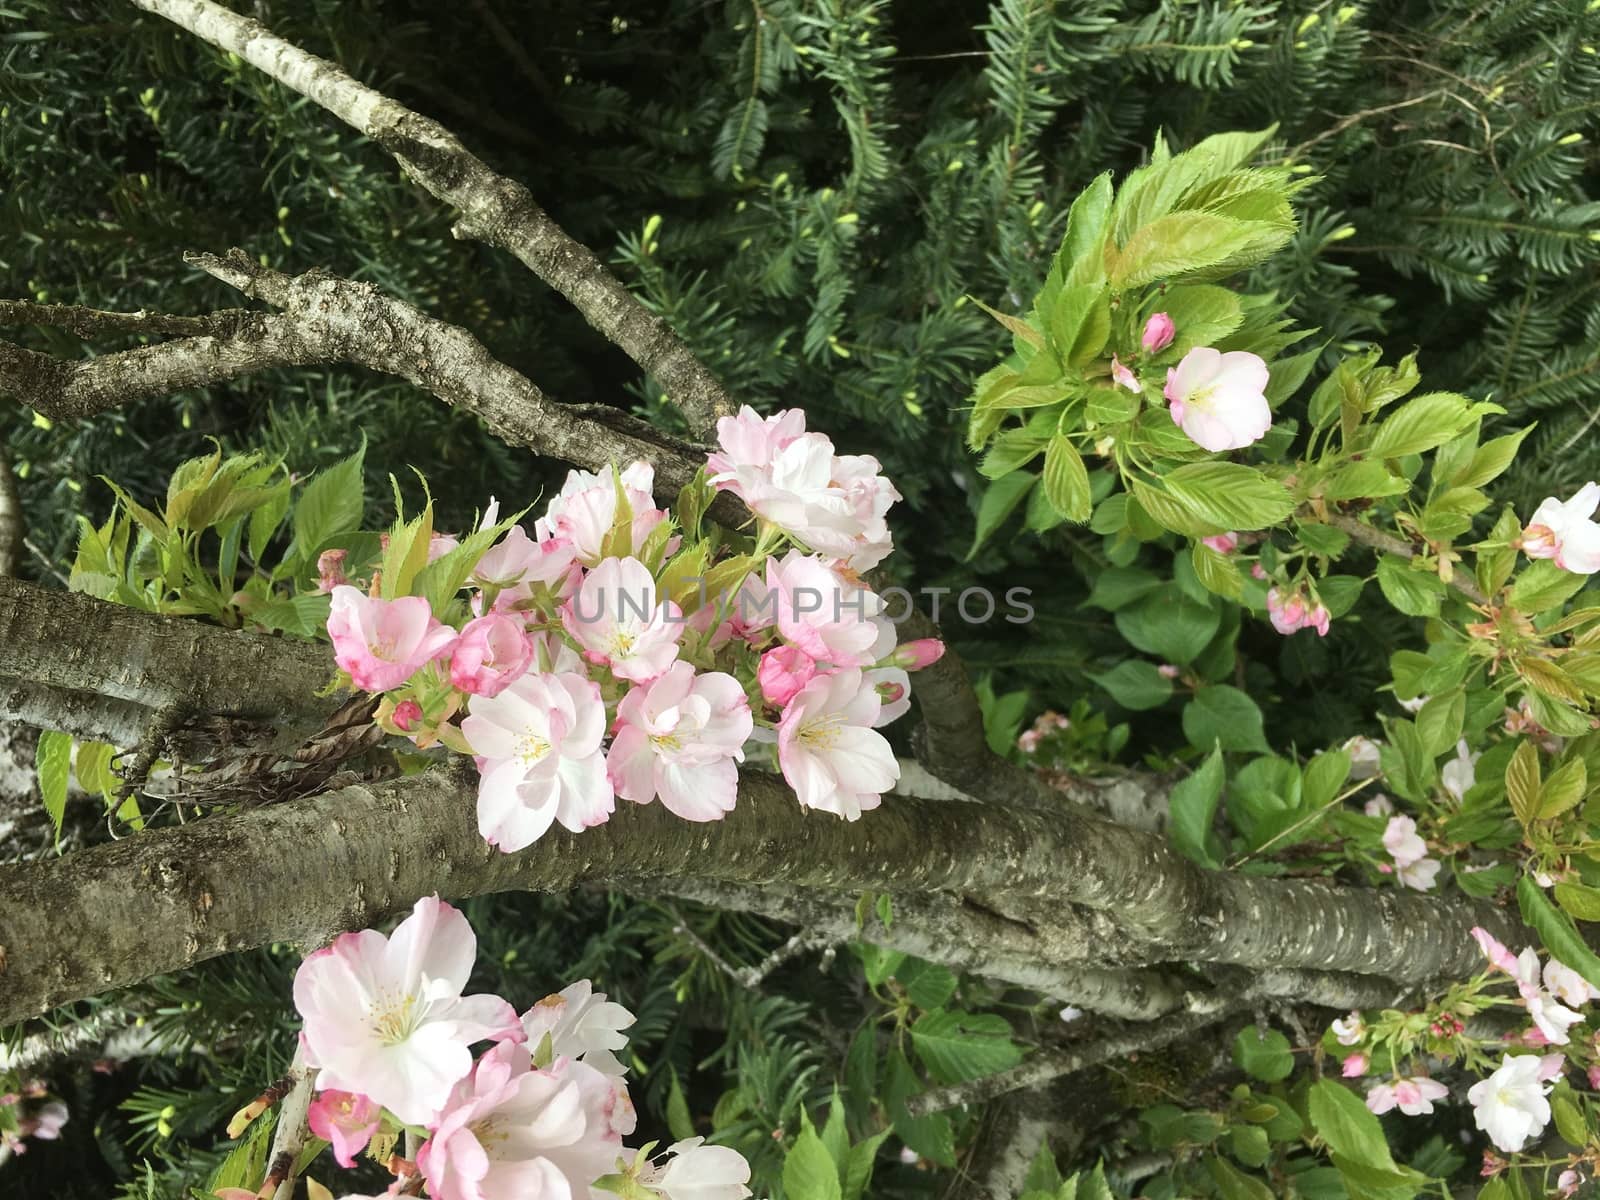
(765, 550), (884, 667)
(1200, 532), (1238, 554)
(707, 406), (899, 571)
(1142, 312), (1175, 353)
(777, 668), (900, 820)
(307, 1089), (381, 1168)
(1266, 587), (1308, 635)
(1471, 927), (1522, 976)
(417, 1042), (621, 1200)
(1382, 815), (1427, 868)
(1308, 602), (1331, 637)
(520, 980), (636, 1079)
(471, 526), (578, 591)
(1367, 1075), (1448, 1116)
(644, 1137), (754, 1200)
(536, 463), (669, 567)
(1522, 483), (1600, 574)
(887, 638), (946, 671)
(758, 644), (818, 706)
(462, 672), (613, 851)
(607, 662), (752, 822)
(1110, 355), (1141, 394)
(562, 557), (683, 683)
(326, 586), (458, 693)
(449, 614), (534, 698)
(1397, 857), (1441, 891)
(293, 896), (522, 1125)
(1331, 1011), (1364, 1046)
(1544, 957), (1600, 1007)
(1163, 347), (1272, 452)
(1342, 1054), (1368, 1078)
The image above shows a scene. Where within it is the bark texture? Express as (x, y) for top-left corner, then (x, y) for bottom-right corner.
(127, 0), (734, 437)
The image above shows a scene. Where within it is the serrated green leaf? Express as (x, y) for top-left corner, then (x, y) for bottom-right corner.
(1087, 660), (1174, 711)
(1233, 1025), (1294, 1082)
(35, 730), (71, 850)
(291, 442), (365, 565)
(1170, 746), (1225, 867)
(1162, 462), (1294, 531)
(1042, 436), (1091, 522)
(1183, 685), (1269, 754)
(782, 1121), (842, 1200)
(909, 1009), (1022, 1084)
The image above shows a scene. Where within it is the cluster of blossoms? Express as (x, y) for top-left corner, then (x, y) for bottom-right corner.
(268, 895), (751, 1200)
(0, 1083), (67, 1158)
(1378, 814), (1441, 892)
(321, 407), (942, 852)
(1328, 926), (1600, 1185)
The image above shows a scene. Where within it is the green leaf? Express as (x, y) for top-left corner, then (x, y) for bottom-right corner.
(783, 1120), (843, 1200)
(1555, 881), (1600, 921)
(1322, 461), (1409, 502)
(35, 730), (72, 850)
(1049, 172), (1114, 290)
(1415, 690), (1465, 757)
(885, 1046), (955, 1167)
(1131, 478), (1226, 538)
(1301, 749), (1352, 809)
(1375, 555), (1445, 618)
(1042, 436), (1091, 522)
(1553, 1093), (1588, 1146)
(1308, 1079), (1398, 1171)
(966, 472), (1036, 560)
(1116, 585), (1221, 666)
(843, 1131), (890, 1200)
(1191, 542), (1243, 600)
(1519, 876), (1600, 992)
(1539, 756), (1588, 820)
(1232, 1025), (1294, 1082)
(1169, 746), (1225, 867)
(1112, 212), (1290, 289)
(1511, 559), (1589, 615)
(1452, 424), (1533, 489)
(909, 1009), (1023, 1084)
(1208, 1155), (1274, 1200)
(205, 1109), (277, 1195)
(1163, 463), (1294, 531)
(1505, 739), (1542, 827)
(1183, 685), (1269, 754)
(895, 958), (958, 1011)
(1087, 660), (1174, 711)
(819, 1093), (849, 1177)
(73, 740), (117, 796)
(1368, 392), (1471, 458)
(1158, 285), (1244, 354)
(1085, 567), (1162, 611)
(666, 1071), (696, 1142)
(291, 442), (365, 565)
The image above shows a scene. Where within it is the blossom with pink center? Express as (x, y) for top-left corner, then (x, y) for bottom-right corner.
(777, 668), (899, 820)
(307, 1089), (381, 1168)
(1163, 347), (1272, 452)
(292, 896), (522, 1125)
(561, 557), (683, 683)
(1367, 1076), (1448, 1116)
(471, 526), (578, 592)
(1331, 1012), (1364, 1046)
(535, 463), (670, 567)
(606, 662), (752, 822)
(1142, 312), (1176, 353)
(326, 586), (458, 693)
(643, 1138), (754, 1200)
(758, 644), (819, 706)
(1522, 483), (1600, 574)
(886, 638), (945, 672)
(417, 1042), (621, 1200)
(1342, 1054), (1368, 1078)
(1200, 532), (1238, 554)
(707, 406), (899, 571)
(450, 614), (534, 698)
(1110, 355), (1141, 394)
(765, 550), (884, 667)
(1382, 815), (1427, 868)
(462, 672), (612, 852)
(520, 980), (636, 1079)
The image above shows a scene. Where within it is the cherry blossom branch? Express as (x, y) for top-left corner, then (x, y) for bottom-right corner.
(126, 0), (734, 438)
(264, 1048), (316, 1200)
(1321, 509), (1489, 605)
(0, 298), (249, 340)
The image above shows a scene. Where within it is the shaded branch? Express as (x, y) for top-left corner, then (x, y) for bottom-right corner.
(0, 455), (20, 580)
(0, 298), (250, 340)
(128, 0), (734, 437)
(1323, 510), (1489, 605)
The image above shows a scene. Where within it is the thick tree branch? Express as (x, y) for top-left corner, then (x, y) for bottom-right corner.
(0, 455), (20, 580)
(127, 0), (735, 437)
(0, 298), (250, 340)
(0, 739), (1517, 1025)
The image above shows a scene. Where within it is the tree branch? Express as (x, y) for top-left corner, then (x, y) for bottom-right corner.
(127, 0), (735, 437)
(0, 298), (250, 340)
(1322, 510), (1488, 605)
(0, 455), (21, 580)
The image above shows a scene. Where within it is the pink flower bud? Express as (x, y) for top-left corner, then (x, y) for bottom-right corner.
(1201, 532), (1238, 555)
(890, 638), (946, 671)
(449, 613), (534, 698)
(1587, 1064), (1600, 1090)
(1142, 312), (1175, 353)
(392, 700), (423, 732)
(1111, 355), (1141, 394)
(758, 645), (818, 707)
(316, 548), (349, 593)
(1309, 603), (1331, 637)
(875, 678), (907, 706)
(1342, 1053), (1368, 1077)
(1157, 664), (1181, 679)
(1251, 562), (1267, 580)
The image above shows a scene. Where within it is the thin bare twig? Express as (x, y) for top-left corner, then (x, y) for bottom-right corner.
(0, 298), (249, 340)
(1321, 510), (1489, 605)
